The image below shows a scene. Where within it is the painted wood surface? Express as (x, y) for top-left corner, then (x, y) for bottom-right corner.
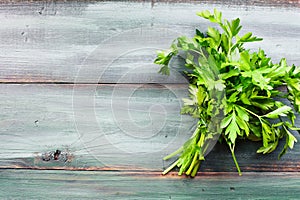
(0, 1), (299, 83)
(1, 170), (300, 199)
(0, 84), (299, 172)
(0, 1), (300, 199)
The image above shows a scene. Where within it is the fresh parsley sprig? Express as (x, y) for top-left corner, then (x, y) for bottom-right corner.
(155, 9), (300, 177)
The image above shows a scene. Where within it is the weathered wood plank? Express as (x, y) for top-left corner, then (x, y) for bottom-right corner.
(0, 84), (299, 172)
(1, 169), (300, 199)
(0, 84), (192, 169)
(0, 1), (299, 83)
(0, 0), (299, 7)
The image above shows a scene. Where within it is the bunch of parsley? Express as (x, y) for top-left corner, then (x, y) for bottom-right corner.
(155, 9), (300, 177)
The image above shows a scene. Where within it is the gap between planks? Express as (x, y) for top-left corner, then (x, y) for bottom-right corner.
(1, 167), (300, 179)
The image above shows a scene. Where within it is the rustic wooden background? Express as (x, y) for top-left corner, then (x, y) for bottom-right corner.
(0, 0), (300, 199)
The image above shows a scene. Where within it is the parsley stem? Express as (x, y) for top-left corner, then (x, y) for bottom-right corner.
(186, 128), (205, 175)
(239, 106), (262, 121)
(229, 144), (242, 176)
(191, 161), (201, 177)
(162, 159), (180, 175)
(163, 146), (184, 160)
(186, 152), (199, 176)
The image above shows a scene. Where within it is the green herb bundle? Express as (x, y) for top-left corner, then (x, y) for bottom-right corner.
(154, 9), (300, 177)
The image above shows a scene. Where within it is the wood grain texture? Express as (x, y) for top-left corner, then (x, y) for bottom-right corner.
(0, 3), (300, 198)
(0, 1), (299, 83)
(0, 0), (299, 6)
(0, 84), (299, 172)
(0, 84), (192, 169)
(1, 170), (300, 199)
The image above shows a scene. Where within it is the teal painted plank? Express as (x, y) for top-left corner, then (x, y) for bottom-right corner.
(0, 1), (299, 83)
(0, 84), (300, 172)
(0, 169), (300, 199)
(0, 84), (193, 170)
